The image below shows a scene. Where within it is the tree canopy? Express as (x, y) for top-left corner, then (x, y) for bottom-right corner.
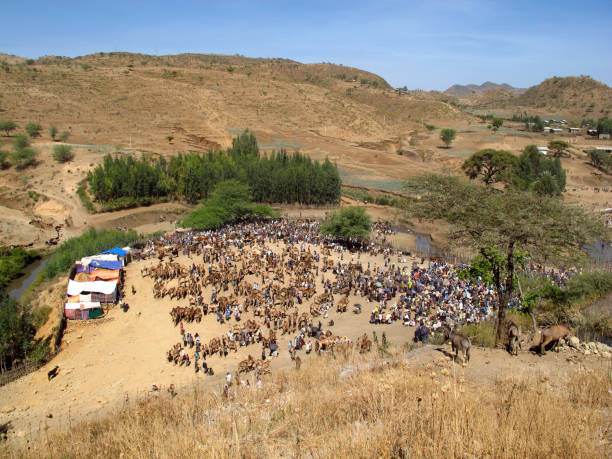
(514, 145), (566, 196)
(403, 174), (607, 345)
(547, 140), (570, 158)
(320, 206), (372, 240)
(0, 120), (16, 136)
(440, 128), (456, 148)
(462, 149), (517, 186)
(87, 132), (341, 207)
(180, 179), (277, 230)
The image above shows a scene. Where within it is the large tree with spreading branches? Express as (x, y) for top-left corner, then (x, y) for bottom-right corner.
(403, 174), (607, 345)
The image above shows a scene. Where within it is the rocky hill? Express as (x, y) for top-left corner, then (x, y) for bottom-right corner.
(445, 81), (525, 97)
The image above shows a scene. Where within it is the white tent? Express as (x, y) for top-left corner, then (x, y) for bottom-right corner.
(67, 279), (118, 296)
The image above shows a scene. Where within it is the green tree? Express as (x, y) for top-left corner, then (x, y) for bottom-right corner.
(548, 140), (570, 158)
(514, 145), (566, 196)
(166, 135), (174, 143)
(25, 122), (43, 138)
(320, 206), (372, 240)
(462, 149), (518, 186)
(440, 128), (456, 148)
(49, 125), (58, 140)
(0, 290), (36, 372)
(53, 144), (73, 163)
(0, 151), (8, 169)
(58, 131), (70, 142)
(10, 147), (37, 169)
(588, 149), (612, 173)
(596, 117), (612, 135)
(492, 118), (503, 129)
(403, 174), (606, 346)
(0, 120), (17, 136)
(12, 134), (30, 150)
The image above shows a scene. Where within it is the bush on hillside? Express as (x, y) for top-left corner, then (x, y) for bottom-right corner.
(9, 147), (37, 170)
(53, 144), (74, 163)
(0, 120), (17, 136)
(25, 122), (43, 138)
(13, 134), (30, 150)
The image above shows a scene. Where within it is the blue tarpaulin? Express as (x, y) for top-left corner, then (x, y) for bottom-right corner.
(89, 259), (122, 270)
(102, 248), (128, 257)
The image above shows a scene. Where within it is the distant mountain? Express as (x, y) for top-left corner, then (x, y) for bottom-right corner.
(444, 81), (525, 97)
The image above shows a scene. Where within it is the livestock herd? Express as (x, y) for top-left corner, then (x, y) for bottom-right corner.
(128, 220), (580, 384)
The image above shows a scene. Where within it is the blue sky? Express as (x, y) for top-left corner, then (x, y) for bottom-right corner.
(2, 0), (610, 90)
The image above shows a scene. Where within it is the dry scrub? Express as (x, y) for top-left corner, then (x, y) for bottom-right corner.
(5, 349), (610, 458)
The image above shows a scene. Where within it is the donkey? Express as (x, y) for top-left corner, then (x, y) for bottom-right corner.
(507, 322), (521, 356)
(539, 325), (571, 355)
(444, 326), (471, 364)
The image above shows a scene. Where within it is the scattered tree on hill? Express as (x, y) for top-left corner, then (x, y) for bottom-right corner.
(588, 149), (612, 173)
(596, 117), (612, 135)
(0, 120), (17, 137)
(58, 131), (70, 142)
(492, 118), (503, 130)
(166, 135), (174, 144)
(9, 148), (37, 170)
(514, 145), (566, 196)
(13, 134), (30, 150)
(49, 125), (58, 140)
(462, 149), (517, 186)
(548, 140), (570, 158)
(440, 128), (456, 148)
(53, 145), (73, 163)
(403, 174), (607, 346)
(320, 206), (372, 241)
(25, 122), (43, 138)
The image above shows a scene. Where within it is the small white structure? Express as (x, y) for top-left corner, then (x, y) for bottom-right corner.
(537, 147), (549, 155)
(596, 146), (612, 154)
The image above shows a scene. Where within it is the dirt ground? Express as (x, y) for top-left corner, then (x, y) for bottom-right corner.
(1, 239), (609, 446)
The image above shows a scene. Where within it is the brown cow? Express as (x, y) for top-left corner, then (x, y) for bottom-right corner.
(539, 325), (571, 355)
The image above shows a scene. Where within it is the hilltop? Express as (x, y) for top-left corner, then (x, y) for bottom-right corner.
(445, 81), (525, 97)
(457, 76), (612, 119)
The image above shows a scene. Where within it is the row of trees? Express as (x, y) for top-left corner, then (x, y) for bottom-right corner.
(462, 145), (567, 196)
(0, 120), (69, 141)
(87, 132), (341, 206)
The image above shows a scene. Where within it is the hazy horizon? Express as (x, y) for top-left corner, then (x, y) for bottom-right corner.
(2, 0), (610, 91)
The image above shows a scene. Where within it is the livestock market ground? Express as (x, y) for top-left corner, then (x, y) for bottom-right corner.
(1, 239), (610, 446)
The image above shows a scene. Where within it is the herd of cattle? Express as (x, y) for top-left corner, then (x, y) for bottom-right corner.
(135, 238), (577, 380)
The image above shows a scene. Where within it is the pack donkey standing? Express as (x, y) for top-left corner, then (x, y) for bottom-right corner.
(444, 326), (471, 364)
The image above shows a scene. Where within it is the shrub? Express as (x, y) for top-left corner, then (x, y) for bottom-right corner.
(53, 144), (73, 162)
(440, 128), (456, 147)
(25, 122), (43, 138)
(57, 131), (70, 142)
(10, 147), (38, 169)
(13, 134), (30, 150)
(0, 150), (9, 169)
(49, 125), (58, 140)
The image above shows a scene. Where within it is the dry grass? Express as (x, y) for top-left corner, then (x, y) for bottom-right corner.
(5, 349), (610, 458)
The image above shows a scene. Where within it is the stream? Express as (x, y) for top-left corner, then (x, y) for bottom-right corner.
(6, 256), (49, 300)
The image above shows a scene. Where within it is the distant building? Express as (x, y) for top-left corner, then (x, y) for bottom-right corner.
(568, 127), (580, 133)
(599, 133), (611, 140)
(537, 147), (549, 155)
(596, 146), (612, 154)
